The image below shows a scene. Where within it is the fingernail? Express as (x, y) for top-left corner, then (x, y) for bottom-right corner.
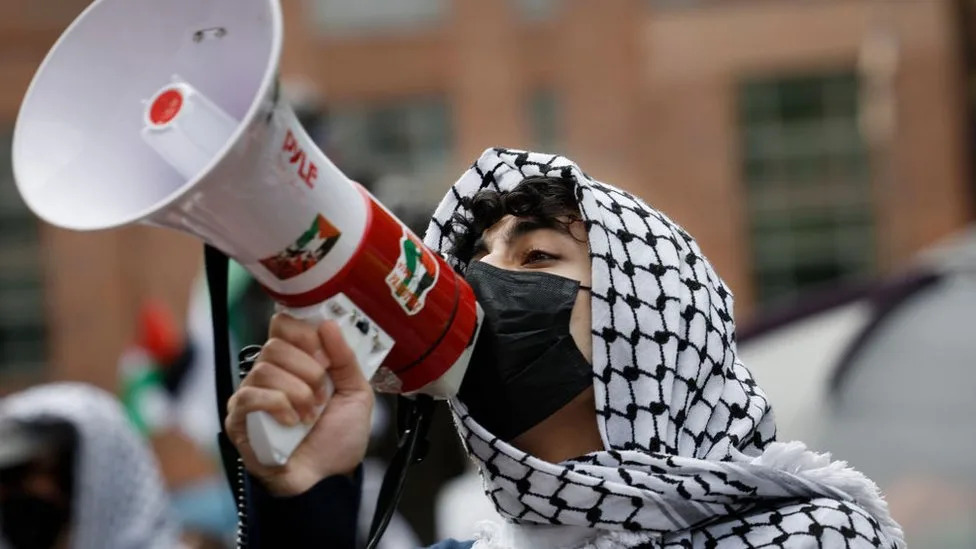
(303, 411), (318, 425)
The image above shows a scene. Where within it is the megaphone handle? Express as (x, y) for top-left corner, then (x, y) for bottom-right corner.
(246, 293), (393, 466)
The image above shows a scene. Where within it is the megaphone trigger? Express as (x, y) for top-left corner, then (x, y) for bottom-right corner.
(282, 293), (395, 384)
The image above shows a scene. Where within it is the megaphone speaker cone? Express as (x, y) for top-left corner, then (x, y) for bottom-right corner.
(12, 0), (283, 231)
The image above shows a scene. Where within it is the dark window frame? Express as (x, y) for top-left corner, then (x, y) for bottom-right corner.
(739, 71), (876, 308)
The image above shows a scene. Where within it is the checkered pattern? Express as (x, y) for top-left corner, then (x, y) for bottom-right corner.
(1, 383), (178, 549)
(424, 148), (903, 547)
(652, 498), (895, 548)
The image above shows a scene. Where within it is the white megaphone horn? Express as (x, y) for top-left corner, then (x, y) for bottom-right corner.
(12, 0), (482, 466)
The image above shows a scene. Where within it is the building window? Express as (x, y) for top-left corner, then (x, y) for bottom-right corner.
(310, 0), (447, 35)
(513, 0), (561, 21)
(647, 0), (702, 8)
(739, 72), (874, 307)
(326, 97), (453, 195)
(528, 90), (561, 153)
(0, 129), (47, 375)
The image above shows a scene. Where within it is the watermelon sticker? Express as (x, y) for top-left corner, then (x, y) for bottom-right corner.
(386, 231), (439, 315)
(260, 214), (341, 280)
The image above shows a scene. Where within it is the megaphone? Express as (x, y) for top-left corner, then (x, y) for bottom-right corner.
(12, 0), (481, 466)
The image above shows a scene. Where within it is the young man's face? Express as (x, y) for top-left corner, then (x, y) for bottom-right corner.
(470, 214), (593, 363)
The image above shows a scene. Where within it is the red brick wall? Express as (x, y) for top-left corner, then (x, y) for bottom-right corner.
(0, 0), (969, 389)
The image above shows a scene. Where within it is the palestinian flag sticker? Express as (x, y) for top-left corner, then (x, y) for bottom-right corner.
(386, 230), (439, 315)
(261, 214), (341, 280)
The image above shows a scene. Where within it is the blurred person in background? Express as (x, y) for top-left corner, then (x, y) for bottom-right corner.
(225, 149), (905, 548)
(0, 383), (181, 549)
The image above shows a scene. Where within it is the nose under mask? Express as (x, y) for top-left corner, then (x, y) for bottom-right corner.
(458, 261), (593, 441)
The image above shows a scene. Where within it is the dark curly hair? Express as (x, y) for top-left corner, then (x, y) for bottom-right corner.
(447, 176), (582, 267)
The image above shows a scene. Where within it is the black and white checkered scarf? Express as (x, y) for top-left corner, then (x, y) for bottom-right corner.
(425, 149), (904, 548)
(0, 383), (179, 549)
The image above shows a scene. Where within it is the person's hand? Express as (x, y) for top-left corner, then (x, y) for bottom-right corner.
(225, 313), (374, 496)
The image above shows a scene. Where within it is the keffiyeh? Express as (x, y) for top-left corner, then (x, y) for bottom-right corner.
(424, 148), (904, 548)
(1, 383), (179, 549)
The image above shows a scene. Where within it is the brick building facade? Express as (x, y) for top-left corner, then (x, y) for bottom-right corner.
(0, 0), (971, 389)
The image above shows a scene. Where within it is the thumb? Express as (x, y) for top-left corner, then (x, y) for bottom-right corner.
(317, 320), (371, 394)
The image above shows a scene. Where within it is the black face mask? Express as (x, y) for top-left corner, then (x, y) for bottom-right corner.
(459, 261), (593, 441)
(0, 493), (70, 549)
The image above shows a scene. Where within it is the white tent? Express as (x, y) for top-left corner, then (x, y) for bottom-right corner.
(739, 227), (976, 548)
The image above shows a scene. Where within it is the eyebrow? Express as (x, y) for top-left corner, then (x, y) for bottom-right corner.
(472, 218), (553, 258)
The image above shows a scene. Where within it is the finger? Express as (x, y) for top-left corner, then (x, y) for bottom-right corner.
(268, 312), (325, 360)
(317, 320), (370, 394)
(244, 362), (320, 422)
(226, 386), (301, 431)
(259, 337), (329, 393)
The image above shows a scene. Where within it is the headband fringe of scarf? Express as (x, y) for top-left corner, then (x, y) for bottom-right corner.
(424, 148), (904, 548)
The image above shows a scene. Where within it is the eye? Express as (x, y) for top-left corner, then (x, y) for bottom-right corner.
(522, 249), (558, 265)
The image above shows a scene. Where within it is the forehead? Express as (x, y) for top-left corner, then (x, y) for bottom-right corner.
(482, 215), (518, 241)
(475, 214), (588, 254)
(481, 215), (563, 246)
